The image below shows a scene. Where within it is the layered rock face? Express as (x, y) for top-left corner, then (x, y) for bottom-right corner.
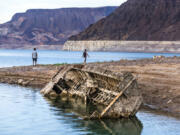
(0, 7), (116, 45)
(63, 40), (180, 53)
(70, 0), (180, 41)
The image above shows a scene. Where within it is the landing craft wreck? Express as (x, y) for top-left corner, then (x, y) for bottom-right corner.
(41, 65), (143, 119)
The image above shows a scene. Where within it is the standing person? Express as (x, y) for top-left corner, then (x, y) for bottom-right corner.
(32, 48), (38, 66)
(82, 49), (89, 64)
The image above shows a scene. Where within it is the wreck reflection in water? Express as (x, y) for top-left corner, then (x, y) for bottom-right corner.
(45, 96), (143, 135)
(1, 84), (179, 135)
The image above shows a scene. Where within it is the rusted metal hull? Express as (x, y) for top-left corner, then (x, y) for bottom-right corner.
(41, 65), (143, 118)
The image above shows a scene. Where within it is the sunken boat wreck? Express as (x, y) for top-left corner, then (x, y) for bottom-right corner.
(41, 65), (143, 119)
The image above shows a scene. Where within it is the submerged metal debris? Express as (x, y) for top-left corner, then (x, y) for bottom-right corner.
(41, 65), (143, 119)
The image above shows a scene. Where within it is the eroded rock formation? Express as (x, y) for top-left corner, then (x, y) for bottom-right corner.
(0, 7), (116, 45)
(63, 40), (180, 52)
(70, 0), (180, 41)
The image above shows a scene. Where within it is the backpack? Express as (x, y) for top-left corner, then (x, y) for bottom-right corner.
(83, 52), (87, 58)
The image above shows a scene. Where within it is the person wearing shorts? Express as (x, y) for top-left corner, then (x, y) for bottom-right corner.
(32, 48), (38, 66)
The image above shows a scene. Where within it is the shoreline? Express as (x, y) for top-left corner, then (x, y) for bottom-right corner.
(1, 42), (180, 53)
(0, 44), (63, 50)
(0, 57), (180, 117)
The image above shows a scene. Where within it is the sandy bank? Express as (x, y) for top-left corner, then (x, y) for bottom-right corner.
(0, 57), (180, 117)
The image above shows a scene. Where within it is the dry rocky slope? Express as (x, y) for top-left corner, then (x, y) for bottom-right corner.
(70, 0), (180, 41)
(0, 57), (180, 117)
(0, 7), (116, 46)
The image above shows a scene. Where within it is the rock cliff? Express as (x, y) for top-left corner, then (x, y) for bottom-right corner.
(0, 7), (117, 45)
(70, 0), (180, 41)
(63, 40), (180, 53)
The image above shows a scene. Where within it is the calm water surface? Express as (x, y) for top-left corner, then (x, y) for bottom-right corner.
(0, 84), (179, 135)
(0, 49), (180, 67)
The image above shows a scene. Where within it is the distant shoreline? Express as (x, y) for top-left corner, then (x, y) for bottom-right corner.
(0, 44), (63, 50)
(1, 40), (180, 54)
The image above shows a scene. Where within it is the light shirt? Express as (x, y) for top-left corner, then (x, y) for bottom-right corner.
(32, 51), (38, 59)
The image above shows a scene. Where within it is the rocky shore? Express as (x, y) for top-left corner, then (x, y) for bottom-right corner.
(0, 57), (180, 117)
(0, 65), (60, 87)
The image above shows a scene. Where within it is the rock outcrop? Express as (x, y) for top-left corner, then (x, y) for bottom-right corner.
(63, 40), (180, 53)
(70, 0), (180, 41)
(0, 7), (117, 45)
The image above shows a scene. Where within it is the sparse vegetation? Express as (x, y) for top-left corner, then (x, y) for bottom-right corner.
(53, 63), (68, 66)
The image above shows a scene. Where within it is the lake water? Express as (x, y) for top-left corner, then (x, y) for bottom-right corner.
(0, 49), (180, 135)
(0, 84), (179, 135)
(0, 49), (180, 67)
